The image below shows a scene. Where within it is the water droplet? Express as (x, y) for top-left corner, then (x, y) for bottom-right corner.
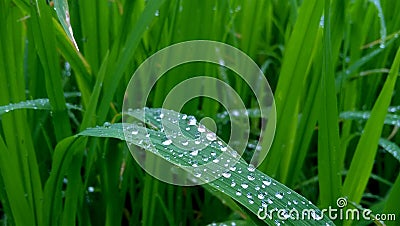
(188, 117), (197, 125)
(212, 158), (220, 163)
(154, 10), (159, 16)
(231, 181), (236, 187)
(218, 59), (225, 67)
(88, 186), (95, 192)
(257, 193), (265, 200)
(236, 190), (242, 196)
(230, 150), (238, 158)
(190, 150), (199, 156)
(220, 146), (227, 152)
(275, 192), (284, 199)
(131, 129), (138, 135)
(206, 132), (217, 141)
(229, 166), (236, 171)
(211, 151), (216, 156)
(222, 172), (231, 178)
(247, 164), (256, 172)
(162, 139), (172, 146)
(182, 141), (188, 146)
(248, 199), (254, 204)
(193, 168), (202, 177)
(241, 183), (248, 189)
(231, 110), (240, 117)
(103, 122), (111, 127)
(247, 173), (255, 181)
(197, 125), (206, 133)
(261, 200), (268, 207)
(262, 178), (272, 186)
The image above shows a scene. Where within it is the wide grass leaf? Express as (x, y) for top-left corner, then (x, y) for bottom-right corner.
(78, 108), (334, 225)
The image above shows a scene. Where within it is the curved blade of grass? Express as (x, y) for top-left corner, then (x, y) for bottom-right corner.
(53, 0), (79, 50)
(378, 138), (400, 162)
(0, 98), (82, 116)
(343, 46), (400, 204)
(43, 136), (87, 225)
(79, 109), (334, 225)
(53, 18), (92, 106)
(339, 111), (400, 127)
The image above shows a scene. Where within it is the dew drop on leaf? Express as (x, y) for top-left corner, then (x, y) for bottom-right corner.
(247, 173), (255, 181)
(206, 132), (217, 141)
(235, 190), (242, 196)
(275, 192), (284, 199)
(162, 139), (172, 146)
(257, 193), (265, 200)
(262, 178), (272, 186)
(247, 164), (256, 172)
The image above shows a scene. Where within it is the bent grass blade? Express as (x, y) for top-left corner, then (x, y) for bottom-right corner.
(78, 108), (334, 225)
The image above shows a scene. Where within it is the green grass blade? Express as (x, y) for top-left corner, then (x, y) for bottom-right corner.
(53, 0), (79, 50)
(29, 0), (72, 141)
(317, 0), (342, 209)
(0, 137), (33, 225)
(53, 18), (92, 106)
(80, 52), (110, 130)
(61, 153), (83, 225)
(343, 46), (400, 204)
(340, 111), (400, 127)
(43, 136), (87, 225)
(0, 98), (82, 116)
(259, 0), (324, 181)
(0, 2), (43, 224)
(378, 138), (400, 162)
